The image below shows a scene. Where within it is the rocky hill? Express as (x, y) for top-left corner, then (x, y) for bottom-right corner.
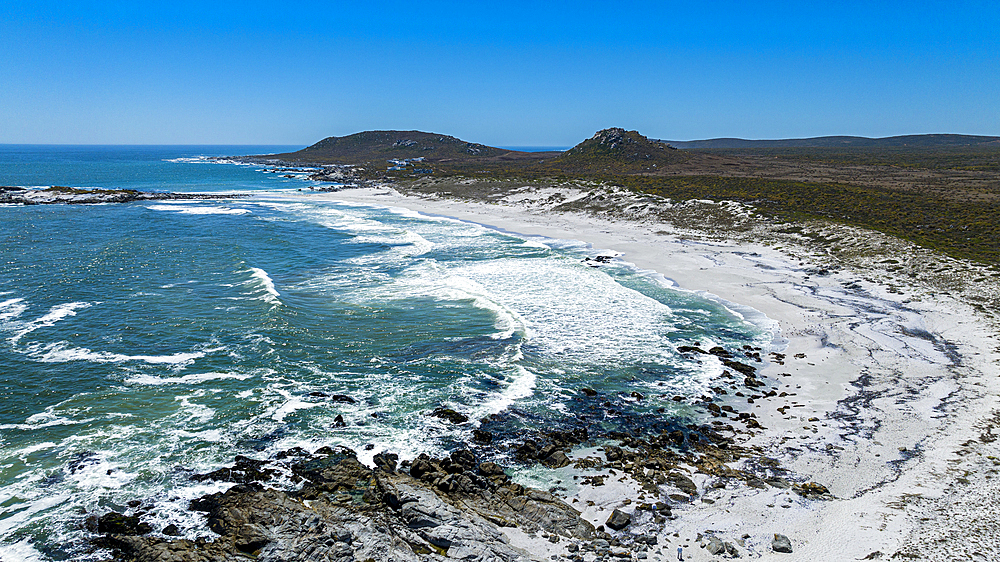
(542, 128), (693, 175)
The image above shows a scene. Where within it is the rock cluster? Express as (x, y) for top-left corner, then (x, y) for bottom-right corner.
(93, 446), (592, 562)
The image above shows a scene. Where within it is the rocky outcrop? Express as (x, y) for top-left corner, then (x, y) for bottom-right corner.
(95, 446), (592, 562)
(0, 186), (244, 205)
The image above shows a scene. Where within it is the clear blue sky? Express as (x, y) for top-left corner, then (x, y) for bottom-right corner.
(2, 0), (997, 146)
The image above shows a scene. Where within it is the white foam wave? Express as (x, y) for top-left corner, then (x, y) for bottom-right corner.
(445, 258), (681, 363)
(0, 297), (28, 321)
(20, 342), (204, 365)
(0, 539), (46, 562)
(247, 267), (281, 305)
(398, 230), (434, 255)
(146, 204), (250, 215)
(476, 366), (538, 418)
(15, 441), (57, 459)
(268, 388), (320, 423)
(170, 428), (224, 442)
(175, 392), (216, 423)
(6, 302), (93, 344)
(374, 263), (530, 340)
(0, 493), (73, 538)
(0, 408), (85, 431)
(124, 371), (253, 386)
(64, 456), (135, 490)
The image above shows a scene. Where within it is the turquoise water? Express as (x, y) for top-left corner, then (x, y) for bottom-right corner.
(0, 146), (775, 560)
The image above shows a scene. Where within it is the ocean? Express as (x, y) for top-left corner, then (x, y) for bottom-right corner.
(0, 145), (775, 560)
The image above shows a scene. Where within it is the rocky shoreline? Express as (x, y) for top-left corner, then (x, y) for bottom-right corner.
(0, 186), (247, 205)
(88, 352), (830, 562)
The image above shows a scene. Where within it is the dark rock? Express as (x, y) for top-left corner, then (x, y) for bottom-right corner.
(668, 473), (697, 495)
(542, 450), (571, 468)
(605, 509), (631, 530)
(190, 455), (276, 484)
(275, 446), (309, 460)
(473, 429), (493, 444)
(333, 414), (346, 427)
(708, 346), (733, 358)
(772, 533), (793, 553)
(479, 462), (506, 477)
(292, 449), (372, 496)
(581, 388), (598, 397)
(329, 394), (356, 404)
(668, 430), (685, 446)
(97, 512), (152, 536)
(706, 535), (725, 554)
(409, 455), (435, 479)
(722, 359), (756, 377)
(793, 481), (832, 499)
(450, 449), (477, 471)
(372, 452), (398, 473)
(516, 440), (541, 460)
(161, 524), (180, 536)
(431, 407), (469, 424)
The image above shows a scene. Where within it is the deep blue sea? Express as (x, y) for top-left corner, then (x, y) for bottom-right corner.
(0, 145), (775, 560)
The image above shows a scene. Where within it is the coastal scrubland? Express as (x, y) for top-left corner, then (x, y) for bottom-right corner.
(276, 128), (1000, 266)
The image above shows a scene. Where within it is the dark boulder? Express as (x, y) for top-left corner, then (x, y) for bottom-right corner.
(605, 509), (631, 531)
(97, 512), (152, 536)
(409, 454), (436, 479)
(431, 407), (469, 424)
(793, 481), (832, 499)
(372, 452), (398, 473)
(542, 450), (570, 468)
(772, 533), (793, 553)
(190, 455), (275, 484)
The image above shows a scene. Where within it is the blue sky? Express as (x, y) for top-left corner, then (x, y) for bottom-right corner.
(2, 0), (997, 145)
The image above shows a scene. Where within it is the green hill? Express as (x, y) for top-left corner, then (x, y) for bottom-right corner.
(268, 130), (515, 165)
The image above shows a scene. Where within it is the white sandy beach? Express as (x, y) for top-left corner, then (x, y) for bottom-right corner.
(287, 185), (1000, 561)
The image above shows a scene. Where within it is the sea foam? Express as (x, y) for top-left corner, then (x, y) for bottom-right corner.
(146, 204), (251, 215)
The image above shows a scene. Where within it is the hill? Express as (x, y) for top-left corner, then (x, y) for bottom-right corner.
(540, 128), (692, 174)
(266, 130), (554, 166)
(662, 134), (1000, 149)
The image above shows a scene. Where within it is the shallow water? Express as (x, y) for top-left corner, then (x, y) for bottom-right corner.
(0, 146), (775, 560)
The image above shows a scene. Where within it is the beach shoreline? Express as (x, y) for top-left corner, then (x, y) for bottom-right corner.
(286, 183), (1000, 560)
